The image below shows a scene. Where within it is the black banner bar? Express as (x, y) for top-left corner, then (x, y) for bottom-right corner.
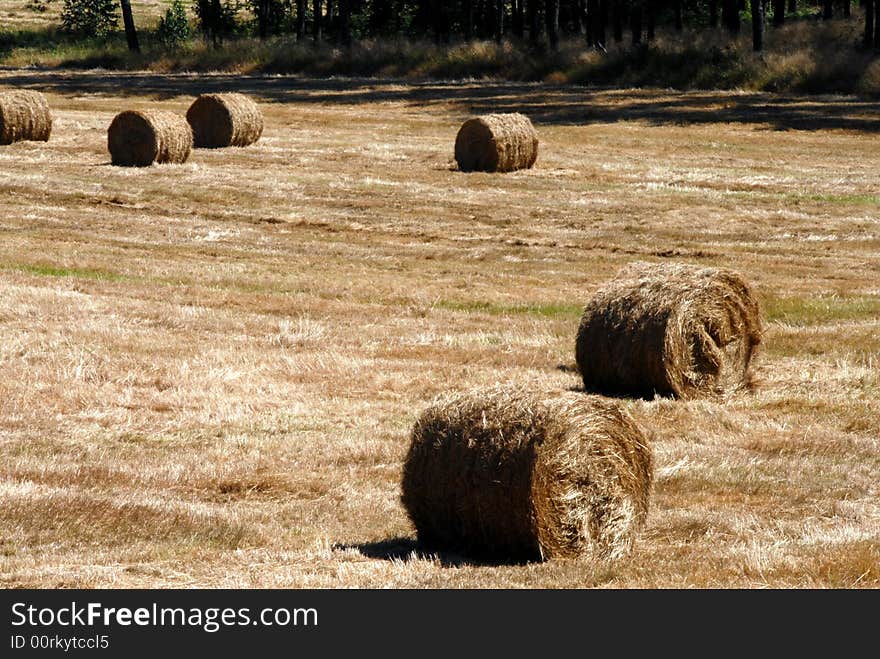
(0, 589), (873, 654)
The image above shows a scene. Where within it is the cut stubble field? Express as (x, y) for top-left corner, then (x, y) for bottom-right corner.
(0, 70), (878, 587)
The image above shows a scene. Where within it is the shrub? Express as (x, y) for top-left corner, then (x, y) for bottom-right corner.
(60, 0), (119, 36)
(157, 0), (192, 47)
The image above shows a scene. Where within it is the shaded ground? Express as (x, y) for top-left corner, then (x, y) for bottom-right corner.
(4, 69), (880, 132)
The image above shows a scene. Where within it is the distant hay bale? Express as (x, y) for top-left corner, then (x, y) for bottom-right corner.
(575, 262), (763, 399)
(186, 93), (263, 148)
(454, 113), (538, 173)
(401, 387), (653, 561)
(0, 90), (52, 145)
(107, 110), (192, 167)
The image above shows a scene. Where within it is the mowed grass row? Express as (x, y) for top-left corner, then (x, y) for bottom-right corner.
(0, 72), (877, 586)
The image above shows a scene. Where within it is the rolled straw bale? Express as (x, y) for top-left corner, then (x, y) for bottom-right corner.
(0, 90), (52, 144)
(454, 113), (538, 173)
(107, 110), (192, 167)
(186, 93), (263, 148)
(401, 387), (653, 561)
(575, 262), (763, 399)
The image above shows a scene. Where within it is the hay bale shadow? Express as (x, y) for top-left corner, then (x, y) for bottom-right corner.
(334, 538), (533, 567)
(564, 379), (642, 400)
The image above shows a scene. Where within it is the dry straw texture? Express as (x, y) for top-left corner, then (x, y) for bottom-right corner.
(107, 110), (193, 167)
(454, 113), (539, 172)
(0, 89), (52, 144)
(576, 261), (763, 399)
(186, 93), (264, 148)
(401, 387), (653, 562)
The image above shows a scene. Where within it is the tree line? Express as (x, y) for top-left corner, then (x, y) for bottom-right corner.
(204, 0), (873, 51)
(54, 0), (878, 54)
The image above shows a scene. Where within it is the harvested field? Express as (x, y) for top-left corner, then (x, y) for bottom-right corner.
(0, 70), (877, 588)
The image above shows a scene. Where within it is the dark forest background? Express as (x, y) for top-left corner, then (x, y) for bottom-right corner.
(5, 0), (880, 94)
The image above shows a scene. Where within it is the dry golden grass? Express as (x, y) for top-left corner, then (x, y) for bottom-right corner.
(0, 71), (877, 588)
(2, 0), (170, 29)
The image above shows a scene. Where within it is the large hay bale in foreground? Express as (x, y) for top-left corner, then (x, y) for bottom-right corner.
(186, 93), (263, 148)
(575, 262), (763, 399)
(454, 113), (538, 173)
(0, 90), (52, 145)
(107, 110), (192, 167)
(401, 388), (653, 561)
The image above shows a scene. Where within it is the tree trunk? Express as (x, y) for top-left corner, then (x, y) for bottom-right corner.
(258, 0), (269, 39)
(435, 0), (450, 42)
(119, 0), (140, 52)
(470, 0), (481, 37)
(630, 0), (642, 44)
(822, 0), (832, 18)
(867, 0), (875, 47)
(546, 0), (559, 49)
(576, 0), (587, 34)
(296, 0), (306, 39)
(842, 0), (850, 17)
(771, 0), (784, 25)
(368, 0), (389, 34)
(750, 0), (764, 50)
(464, 0), (474, 39)
(874, 0), (880, 46)
(646, 0), (655, 40)
(674, 0), (683, 31)
(339, 0), (351, 45)
(612, 0), (623, 41)
(722, 0), (739, 33)
(313, 0), (322, 41)
(393, 0), (402, 33)
(527, 0), (540, 44)
(787, 0), (795, 12)
(597, 0), (607, 45)
(587, 0), (597, 44)
(495, 0), (504, 42)
(710, 0), (719, 27)
(512, 0), (525, 36)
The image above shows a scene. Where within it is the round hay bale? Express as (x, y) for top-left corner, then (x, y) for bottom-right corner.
(107, 110), (193, 167)
(401, 387), (653, 561)
(454, 113), (538, 173)
(0, 90), (52, 145)
(575, 261), (763, 399)
(186, 93), (263, 148)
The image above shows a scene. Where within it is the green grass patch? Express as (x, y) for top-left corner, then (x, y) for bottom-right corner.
(436, 299), (582, 318)
(0, 28), (137, 69)
(767, 333), (879, 360)
(764, 295), (880, 327)
(790, 193), (880, 205)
